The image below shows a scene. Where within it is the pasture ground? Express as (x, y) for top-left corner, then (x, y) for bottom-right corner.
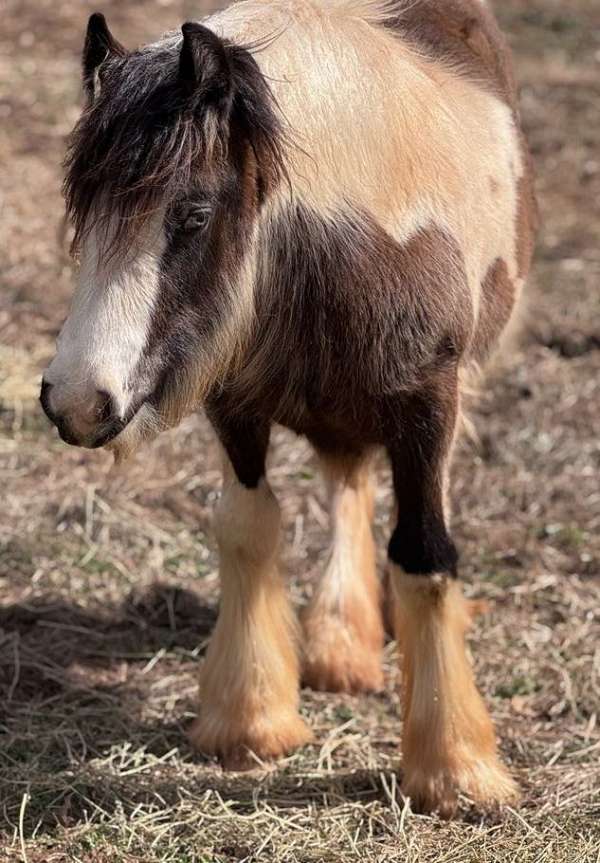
(1, 0), (599, 860)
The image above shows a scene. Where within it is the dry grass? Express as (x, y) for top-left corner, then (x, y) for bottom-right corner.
(1, 0), (599, 860)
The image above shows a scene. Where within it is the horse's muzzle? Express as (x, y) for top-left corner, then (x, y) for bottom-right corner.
(39, 379), (133, 449)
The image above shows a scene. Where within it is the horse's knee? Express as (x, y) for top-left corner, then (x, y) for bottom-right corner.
(214, 476), (281, 570)
(388, 520), (458, 577)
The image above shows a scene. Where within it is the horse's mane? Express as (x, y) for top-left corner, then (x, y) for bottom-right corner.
(63, 35), (287, 257)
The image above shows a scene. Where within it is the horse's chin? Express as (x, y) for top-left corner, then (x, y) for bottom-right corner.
(105, 402), (164, 464)
(104, 372), (210, 463)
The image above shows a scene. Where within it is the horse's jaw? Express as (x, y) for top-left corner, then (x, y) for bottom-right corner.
(105, 402), (164, 464)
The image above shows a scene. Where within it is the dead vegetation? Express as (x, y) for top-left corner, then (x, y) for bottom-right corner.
(1, 0), (599, 860)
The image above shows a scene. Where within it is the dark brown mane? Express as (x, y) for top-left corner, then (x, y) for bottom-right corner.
(63, 36), (287, 256)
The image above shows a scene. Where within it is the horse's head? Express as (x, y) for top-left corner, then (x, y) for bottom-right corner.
(41, 13), (284, 457)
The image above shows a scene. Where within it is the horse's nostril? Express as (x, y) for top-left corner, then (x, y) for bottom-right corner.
(96, 389), (116, 424)
(39, 381), (124, 446)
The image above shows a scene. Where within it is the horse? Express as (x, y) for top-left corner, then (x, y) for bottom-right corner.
(40, 0), (537, 815)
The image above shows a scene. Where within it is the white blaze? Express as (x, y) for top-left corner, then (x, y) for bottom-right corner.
(45, 216), (165, 418)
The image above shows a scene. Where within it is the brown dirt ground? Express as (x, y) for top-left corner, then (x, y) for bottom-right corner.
(1, 0), (599, 860)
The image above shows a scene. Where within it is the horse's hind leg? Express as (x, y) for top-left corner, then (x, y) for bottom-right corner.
(301, 452), (385, 693)
(386, 365), (517, 815)
(188, 408), (311, 767)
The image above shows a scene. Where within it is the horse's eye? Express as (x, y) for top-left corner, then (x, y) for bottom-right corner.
(179, 204), (211, 233)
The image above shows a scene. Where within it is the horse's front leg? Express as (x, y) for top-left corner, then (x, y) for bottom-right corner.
(188, 409), (312, 767)
(387, 364), (517, 815)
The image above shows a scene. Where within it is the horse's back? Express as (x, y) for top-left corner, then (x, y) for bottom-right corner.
(384, 0), (518, 108)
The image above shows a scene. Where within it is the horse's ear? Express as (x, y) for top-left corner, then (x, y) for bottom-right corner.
(83, 13), (126, 99)
(179, 23), (233, 114)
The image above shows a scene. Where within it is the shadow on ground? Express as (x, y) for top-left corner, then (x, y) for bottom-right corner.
(0, 586), (400, 838)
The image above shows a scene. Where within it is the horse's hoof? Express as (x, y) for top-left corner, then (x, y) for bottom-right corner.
(402, 755), (519, 817)
(188, 711), (313, 768)
(301, 606), (384, 694)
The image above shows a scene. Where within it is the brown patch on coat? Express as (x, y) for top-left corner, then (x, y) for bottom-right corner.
(386, 0), (518, 108)
(472, 257), (516, 360)
(225, 206), (472, 457)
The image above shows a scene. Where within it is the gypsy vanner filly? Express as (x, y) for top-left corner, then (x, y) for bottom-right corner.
(40, 0), (536, 815)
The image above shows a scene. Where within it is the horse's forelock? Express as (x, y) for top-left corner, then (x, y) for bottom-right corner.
(63, 36), (287, 258)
